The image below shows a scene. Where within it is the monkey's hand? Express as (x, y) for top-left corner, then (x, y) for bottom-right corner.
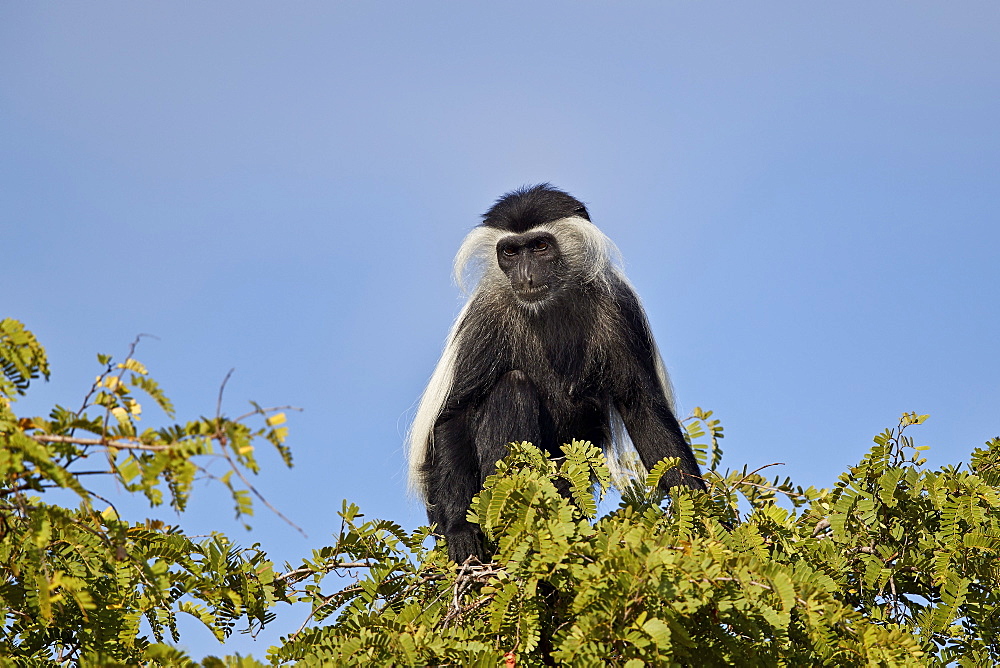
(445, 526), (489, 565)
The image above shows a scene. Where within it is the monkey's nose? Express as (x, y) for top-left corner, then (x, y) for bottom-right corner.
(513, 266), (534, 291)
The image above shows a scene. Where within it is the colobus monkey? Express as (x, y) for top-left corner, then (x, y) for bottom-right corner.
(409, 184), (705, 563)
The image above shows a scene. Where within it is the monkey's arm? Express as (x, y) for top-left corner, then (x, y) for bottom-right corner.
(425, 409), (489, 562)
(613, 383), (705, 490)
(609, 284), (706, 490)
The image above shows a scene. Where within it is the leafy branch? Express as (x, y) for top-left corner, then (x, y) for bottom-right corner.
(0, 319), (298, 664)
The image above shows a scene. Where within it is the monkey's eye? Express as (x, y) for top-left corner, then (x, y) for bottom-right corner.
(531, 240), (549, 252)
(500, 245), (518, 257)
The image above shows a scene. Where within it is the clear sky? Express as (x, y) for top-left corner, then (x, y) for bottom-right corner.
(2, 1), (998, 659)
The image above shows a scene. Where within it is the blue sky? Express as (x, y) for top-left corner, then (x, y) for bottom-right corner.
(3, 2), (999, 658)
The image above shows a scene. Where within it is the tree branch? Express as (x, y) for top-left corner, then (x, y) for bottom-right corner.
(29, 434), (176, 452)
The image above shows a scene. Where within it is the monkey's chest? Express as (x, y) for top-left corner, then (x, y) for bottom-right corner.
(513, 357), (605, 417)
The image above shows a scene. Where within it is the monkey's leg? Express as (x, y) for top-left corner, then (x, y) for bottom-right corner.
(476, 372), (555, 665)
(474, 370), (541, 485)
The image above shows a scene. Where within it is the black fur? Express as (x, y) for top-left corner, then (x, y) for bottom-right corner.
(483, 183), (590, 231)
(417, 185), (704, 563)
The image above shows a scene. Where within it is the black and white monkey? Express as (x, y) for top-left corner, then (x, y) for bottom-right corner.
(409, 184), (705, 563)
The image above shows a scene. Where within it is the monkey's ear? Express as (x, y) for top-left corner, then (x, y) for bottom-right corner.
(574, 205), (591, 221)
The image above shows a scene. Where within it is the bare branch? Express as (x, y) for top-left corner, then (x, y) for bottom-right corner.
(233, 405), (303, 423)
(214, 433), (306, 537)
(812, 518), (831, 537)
(216, 368), (235, 420)
(30, 434), (176, 452)
(277, 563), (377, 583)
(733, 463), (786, 488)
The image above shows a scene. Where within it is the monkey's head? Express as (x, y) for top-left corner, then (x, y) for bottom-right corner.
(454, 184), (620, 308)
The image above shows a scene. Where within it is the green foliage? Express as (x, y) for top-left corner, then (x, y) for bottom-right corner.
(5, 318), (1000, 666)
(812, 413), (1000, 663)
(276, 421), (1000, 666)
(684, 405), (725, 472)
(0, 318), (50, 400)
(0, 320), (294, 665)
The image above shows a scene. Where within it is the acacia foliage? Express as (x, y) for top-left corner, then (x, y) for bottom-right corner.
(0, 319), (292, 665)
(3, 319), (1000, 666)
(278, 423), (1000, 666)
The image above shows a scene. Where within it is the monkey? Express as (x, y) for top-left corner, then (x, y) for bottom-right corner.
(408, 184), (705, 563)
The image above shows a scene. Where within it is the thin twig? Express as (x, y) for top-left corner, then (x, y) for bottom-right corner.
(233, 405), (302, 423)
(439, 594), (493, 629)
(0, 483), (40, 497)
(216, 368), (235, 420)
(277, 562), (377, 583)
(88, 490), (122, 523)
(102, 334), (153, 440)
(214, 436), (306, 537)
(732, 463), (787, 489)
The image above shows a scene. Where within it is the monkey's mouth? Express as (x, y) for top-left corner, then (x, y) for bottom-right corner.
(515, 284), (551, 302)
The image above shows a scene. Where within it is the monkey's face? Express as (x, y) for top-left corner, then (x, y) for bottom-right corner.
(496, 231), (563, 304)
